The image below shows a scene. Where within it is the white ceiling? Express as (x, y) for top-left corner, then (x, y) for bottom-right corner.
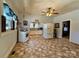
(25, 0), (79, 15)
(24, 0), (79, 16)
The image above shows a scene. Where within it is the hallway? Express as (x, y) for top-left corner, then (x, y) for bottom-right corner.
(9, 30), (79, 58)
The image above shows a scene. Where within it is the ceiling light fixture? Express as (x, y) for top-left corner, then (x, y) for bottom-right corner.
(41, 7), (59, 16)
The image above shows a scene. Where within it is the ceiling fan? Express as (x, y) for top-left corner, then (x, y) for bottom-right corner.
(41, 7), (59, 16)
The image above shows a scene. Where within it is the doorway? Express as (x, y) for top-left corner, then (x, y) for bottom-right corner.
(62, 21), (70, 38)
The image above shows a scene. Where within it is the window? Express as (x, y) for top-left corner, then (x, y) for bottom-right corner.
(2, 3), (17, 32)
(30, 22), (39, 29)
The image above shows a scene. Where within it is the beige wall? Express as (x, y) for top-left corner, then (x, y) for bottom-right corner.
(0, 0), (2, 35)
(53, 9), (79, 44)
(24, 15), (54, 23)
(0, 30), (17, 57)
(0, 0), (25, 57)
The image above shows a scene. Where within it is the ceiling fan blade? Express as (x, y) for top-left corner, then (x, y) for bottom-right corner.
(53, 12), (59, 14)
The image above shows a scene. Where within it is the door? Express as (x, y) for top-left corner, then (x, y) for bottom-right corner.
(62, 21), (70, 38)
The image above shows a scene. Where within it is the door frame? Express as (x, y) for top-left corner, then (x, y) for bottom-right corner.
(62, 20), (70, 38)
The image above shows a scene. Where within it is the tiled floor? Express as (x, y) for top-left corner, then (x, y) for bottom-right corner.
(9, 32), (79, 58)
